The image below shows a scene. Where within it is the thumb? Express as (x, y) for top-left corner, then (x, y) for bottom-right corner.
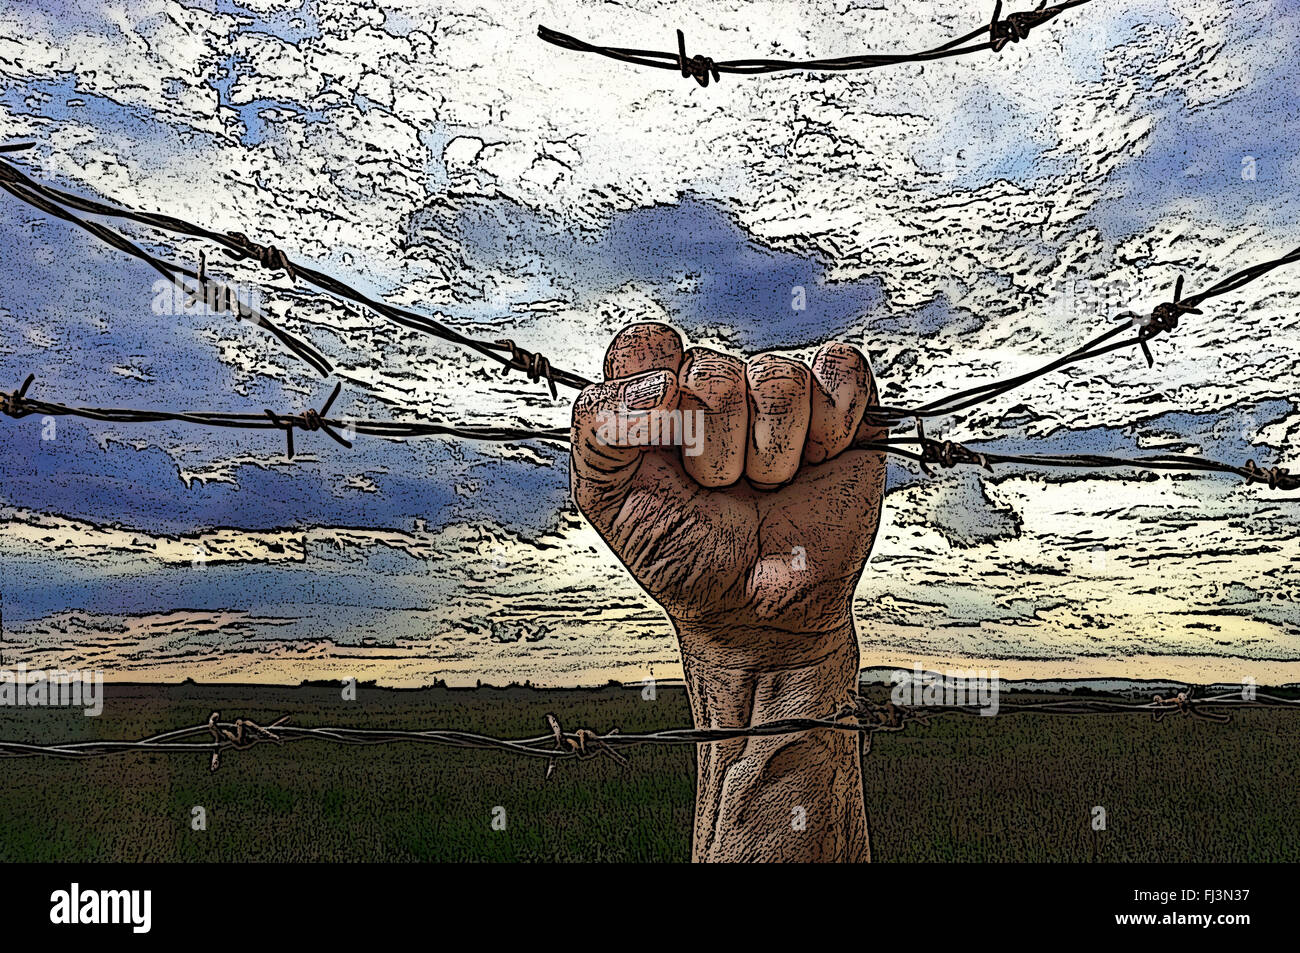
(570, 369), (679, 518)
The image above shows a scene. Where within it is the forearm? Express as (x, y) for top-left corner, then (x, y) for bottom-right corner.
(675, 622), (869, 863)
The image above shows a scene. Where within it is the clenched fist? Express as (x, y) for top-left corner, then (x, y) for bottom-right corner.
(570, 322), (888, 862)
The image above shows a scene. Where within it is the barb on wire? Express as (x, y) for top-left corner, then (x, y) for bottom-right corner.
(537, 0), (1092, 85)
(0, 691), (1293, 775)
(497, 339), (558, 398)
(913, 418), (993, 476)
(225, 230), (296, 282)
(263, 382), (353, 459)
(988, 0), (1057, 52)
(1116, 274), (1202, 368)
(676, 30), (720, 87)
(207, 710), (290, 771)
(1242, 459), (1295, 490)
(1151, 692), (1230, 724)
(545, 712), (627, 778)
(0, 373), (35, 418)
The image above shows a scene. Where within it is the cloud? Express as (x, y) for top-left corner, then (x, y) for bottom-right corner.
(5, 472), (1299, 687)
(891, 469), (1023, 548)
(2, 0), (1300, 684)
(0, 412), (570, 536)
(444, 193), (888, 349)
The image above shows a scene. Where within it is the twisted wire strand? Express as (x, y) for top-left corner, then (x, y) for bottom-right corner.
(0, 173), (333, 377)
(0, 375), (567, 458)
(0, 152), (590, 394)
(0, 691), (1293, 769)
(875, 436), (1299, 489)
(537, 0), (1093, 86)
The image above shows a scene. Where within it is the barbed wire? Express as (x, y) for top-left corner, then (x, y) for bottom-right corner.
(1, 145), (1297, 487)
(538, 0), (1093, 86)
(2, 372), (1294, 487)
(2, 147), (1299, 433)
(882, 260), (1300, 426)
(0, 149), (590, 396)
(878, 424), (1299, 489)
(0, 376), (568, 459)
(0, 156), (334, 377)
(0, 690), (1293, 774)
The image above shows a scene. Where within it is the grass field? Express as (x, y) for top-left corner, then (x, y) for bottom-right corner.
(0, 682), (1296, 862)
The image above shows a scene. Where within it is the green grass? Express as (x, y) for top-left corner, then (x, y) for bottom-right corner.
(0, 683), (1295, 861)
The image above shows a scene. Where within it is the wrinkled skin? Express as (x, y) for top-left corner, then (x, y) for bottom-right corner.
(570, 322), (887, 862)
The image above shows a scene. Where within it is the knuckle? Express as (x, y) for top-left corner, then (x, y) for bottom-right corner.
(572, 382), (611, 422)
(747, 355), (810, 418)
(814, 341), (868, 378)
(682, 347), (746, 411)
(603, 322), (683, 378)
(746, 354), (810, 391)
(813, 342), (875, 407)
(688, 463), (740, 489)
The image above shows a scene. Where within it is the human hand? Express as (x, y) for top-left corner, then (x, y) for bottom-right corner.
(570, 322), (887, 670)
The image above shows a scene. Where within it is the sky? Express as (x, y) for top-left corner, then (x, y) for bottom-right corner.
(0, 0), (1298, 686)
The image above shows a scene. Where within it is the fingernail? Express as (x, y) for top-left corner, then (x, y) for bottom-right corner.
(625, 371), (668, 410)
